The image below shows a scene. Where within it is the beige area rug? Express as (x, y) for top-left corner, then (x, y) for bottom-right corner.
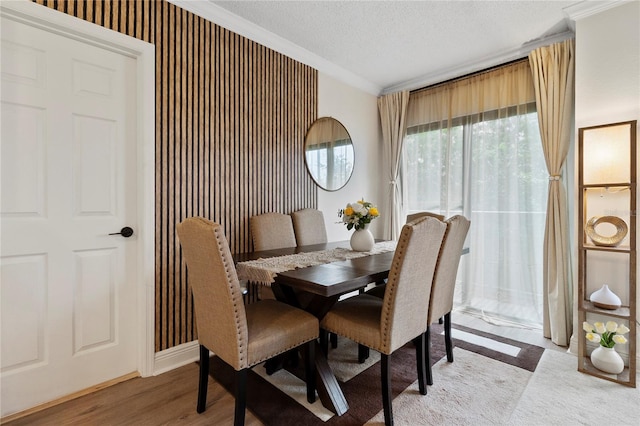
(366, 349), (640, 426)
(211, 322), (639, 425)
(365, 347), (532, 425)
(509, 350), (640, 426)
(210, 323), (545, 425)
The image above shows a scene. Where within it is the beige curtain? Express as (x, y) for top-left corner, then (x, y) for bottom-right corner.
(529, 39), (575, 346)
(407, 60), (536, 127)
(378, 91), (409, 240)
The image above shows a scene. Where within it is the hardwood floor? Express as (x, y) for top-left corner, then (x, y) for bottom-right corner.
(4, 362), (263, 426)
(3, 311), (561, 425)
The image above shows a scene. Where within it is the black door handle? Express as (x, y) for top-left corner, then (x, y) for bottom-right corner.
(109, 227), (134, 238)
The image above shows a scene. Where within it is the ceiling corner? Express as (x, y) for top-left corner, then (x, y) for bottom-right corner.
(381, 30), (575, 95)
(167, 0), (382, 96)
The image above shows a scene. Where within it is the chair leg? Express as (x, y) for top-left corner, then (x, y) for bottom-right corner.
(286, 349), (300, 368)
(197, 345), (209, 413)
(444, 312), (454, 362)
(330, 332), (338, 349)
(305, 340), (316, 404)
(358, 344), (370, 364)
(234, 369), (248, 426)
(415, 333), (427, 395)
(425, 326), (433, 386)
(381, 354), (393, 426)
(264, 356), (284, 375)
(319, 329), (329, 357)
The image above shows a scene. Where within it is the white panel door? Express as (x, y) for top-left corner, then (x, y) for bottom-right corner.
(1, 15), (138, 417)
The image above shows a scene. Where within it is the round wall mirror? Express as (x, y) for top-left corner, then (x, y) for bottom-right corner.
(304, 117), (354, 191)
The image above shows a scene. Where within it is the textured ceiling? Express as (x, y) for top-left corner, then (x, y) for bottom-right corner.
(211, 0), (582, 93)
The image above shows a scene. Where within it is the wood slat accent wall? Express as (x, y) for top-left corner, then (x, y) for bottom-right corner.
(34, 0), (318, 351)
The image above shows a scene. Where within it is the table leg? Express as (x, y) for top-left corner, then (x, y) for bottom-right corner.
(313, 340), (348, 416)
(272, 282), (348, 416)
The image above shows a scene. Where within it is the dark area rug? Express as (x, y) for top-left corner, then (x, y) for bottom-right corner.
(209, 323), (544, 425)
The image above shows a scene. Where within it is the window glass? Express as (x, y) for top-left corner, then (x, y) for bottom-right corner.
(403, 104), (547, 327)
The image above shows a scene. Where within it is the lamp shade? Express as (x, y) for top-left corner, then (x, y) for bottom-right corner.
(583, 123), (631, 185)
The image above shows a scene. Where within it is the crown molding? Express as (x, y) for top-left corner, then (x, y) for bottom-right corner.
(167, 0), (382, 95)
(563, 0), (631, 30)
(381, 30), (575, 95)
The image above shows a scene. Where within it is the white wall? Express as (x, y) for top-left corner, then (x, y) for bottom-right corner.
(316, 72), (383, 242)
(571, 1), (640, 353)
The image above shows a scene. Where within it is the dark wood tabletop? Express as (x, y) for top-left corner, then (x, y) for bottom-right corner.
(274, 250), (394, 297)
(234, 240), (393, 297)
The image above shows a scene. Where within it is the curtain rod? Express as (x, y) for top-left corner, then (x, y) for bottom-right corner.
(409, 56), (529, 95)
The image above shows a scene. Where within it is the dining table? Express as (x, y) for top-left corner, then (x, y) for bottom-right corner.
(233, 240), (396, 416)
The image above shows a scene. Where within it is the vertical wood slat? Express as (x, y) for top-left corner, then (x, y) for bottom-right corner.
(35, 0), (318, 352)
(158, 0), (168, 352)
(167, 0), (176, 350)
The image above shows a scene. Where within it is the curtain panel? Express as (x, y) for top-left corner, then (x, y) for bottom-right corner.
(529, 39), (575, 346)
(378, 91), (409, 240)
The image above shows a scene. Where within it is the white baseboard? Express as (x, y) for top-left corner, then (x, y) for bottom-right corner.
(153, 340), (201, 376)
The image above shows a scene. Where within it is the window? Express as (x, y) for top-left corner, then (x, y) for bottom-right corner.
(403, 103), (548, 327)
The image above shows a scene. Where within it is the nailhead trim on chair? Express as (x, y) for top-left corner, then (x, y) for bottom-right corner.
(214, 224), (248, 366)
(322, 222), (417, 355)
(213, 219), (318, 367)
(251, 337), (316, 365)
(379, 224), (412, 353)
(320, 327), (377, 354)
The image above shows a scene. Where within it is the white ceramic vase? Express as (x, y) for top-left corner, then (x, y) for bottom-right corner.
(590, 345), (624, 374)
(350, 226), (374, 252)
(590, 284), (622, 310)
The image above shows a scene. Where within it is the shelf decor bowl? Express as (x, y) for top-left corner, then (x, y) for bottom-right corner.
(585, 216), (628, 247)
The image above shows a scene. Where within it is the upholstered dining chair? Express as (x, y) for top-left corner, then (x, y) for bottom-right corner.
(354, 211), (446, 361)
(409, 213), (444, 318)
(423, 214), (470, 385)
(365, 214), (470, 383)
(364, 212), (445, 301)
(406, 211), (445, 223)
(250, 212), (297, 300)
(176, 217), (319, 426)
(290, 208), (337, 344)
(250, 212), (297, 251)
(291, 208), (328, 246)
(320, 216), (446, 426)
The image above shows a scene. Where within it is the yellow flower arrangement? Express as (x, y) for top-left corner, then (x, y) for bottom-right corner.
(338, 199), (379, 231)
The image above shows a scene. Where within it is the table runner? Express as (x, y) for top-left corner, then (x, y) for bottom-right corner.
(236, 241), (396, 286)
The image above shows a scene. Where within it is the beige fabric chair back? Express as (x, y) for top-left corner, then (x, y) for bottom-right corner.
(427, 215), (470, 324)
(250, 212), (297, 251)
(176, 217), (249, 370)
(380, 216), (446, 353)
(291, 208), (328, 246)
(406, 211), (445, 223)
